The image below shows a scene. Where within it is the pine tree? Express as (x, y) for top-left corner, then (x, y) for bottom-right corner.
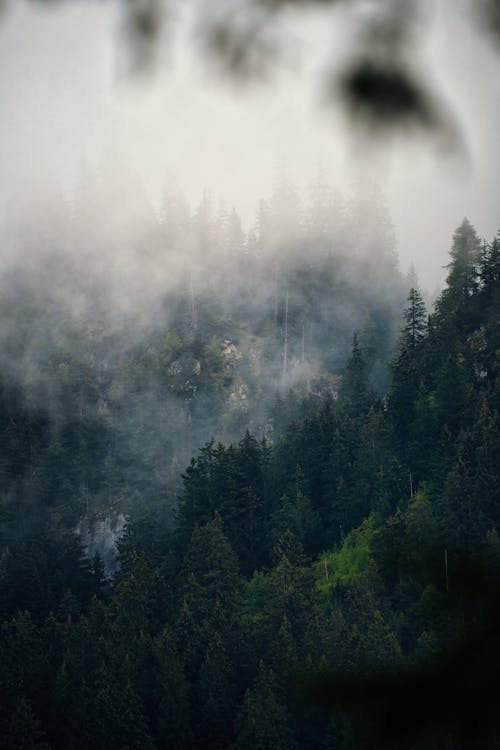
(231, 662), (295, 750)
(178, 516), (242, 680)
(471, 399), (500, 530)
(181, 515), (241, 618)
(436, 218), (481, 333)
(175, 440), (218, 550)
(270, 487), (321, 556)
(340, 334), (373, 417)
(91, 658), (154, 750)
(388, 288), (428, 457)
(154, 628), (191, 750)
(197, 631), (238, 749)
(265, 531), (315, 658)
(3, 697), (50, 750)
(477, 233), (500, 376)
(112, 552), (168, 640)
(402, 288), (427, 348)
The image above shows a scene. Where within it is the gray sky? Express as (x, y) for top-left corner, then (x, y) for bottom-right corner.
(0, 0), (498, 289)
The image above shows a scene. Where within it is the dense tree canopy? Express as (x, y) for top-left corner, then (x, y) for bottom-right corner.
(0, 216), (499, 748)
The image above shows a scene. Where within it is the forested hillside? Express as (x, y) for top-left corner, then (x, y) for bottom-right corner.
(0, 174), (405, 558)
(0, 215), (498, 749)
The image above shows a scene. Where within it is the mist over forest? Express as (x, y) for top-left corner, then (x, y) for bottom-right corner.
(0, 2), (499, 749)
(0, 161), (409, 551)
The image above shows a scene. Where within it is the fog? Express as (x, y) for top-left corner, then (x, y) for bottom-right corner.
(0, 5), (499, 743)
(0, 0), (498, 289)
(0, 0), (498, 557)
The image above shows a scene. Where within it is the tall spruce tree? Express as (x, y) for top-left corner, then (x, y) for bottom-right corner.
(436, 218), (481, 333)
(231, 662), (295, 750)
(389, 287), (428, 459)
(340, 334), (373, 417)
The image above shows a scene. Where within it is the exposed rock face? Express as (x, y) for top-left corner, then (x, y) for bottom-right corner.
(221, 338), (242, 359)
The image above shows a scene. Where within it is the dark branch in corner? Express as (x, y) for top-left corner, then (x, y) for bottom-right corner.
(1, 0), (497, 143)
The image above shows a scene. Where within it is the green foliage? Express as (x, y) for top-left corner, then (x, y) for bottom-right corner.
(176, 434), (273, 574)
(0, 217), (499, 749)
(153, 628), (191, 749)
(0, 532), (100, 622)
(232, 663), (296, 750)
(315, 516), (376, 594)
(340, 333), (374, 417)
(160, 329), (183, 361)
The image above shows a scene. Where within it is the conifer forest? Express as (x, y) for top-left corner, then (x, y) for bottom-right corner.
(0, 2), (499, 749)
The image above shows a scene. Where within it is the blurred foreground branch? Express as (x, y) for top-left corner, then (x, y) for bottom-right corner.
(3, 1), (498, 148)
